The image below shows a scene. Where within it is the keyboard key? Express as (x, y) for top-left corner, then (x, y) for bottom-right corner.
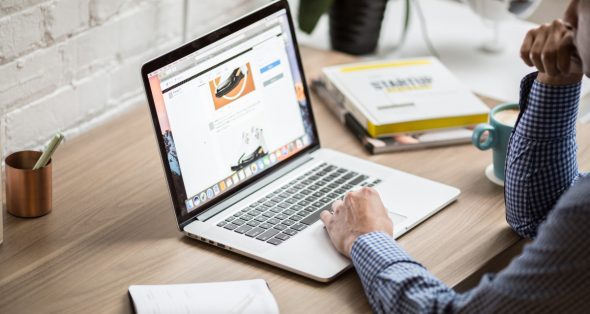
(349, 175), (369, 185)
(298, 200), (310, 206)
(285, 198), (297, 204)
(270, 207), (282, 213)
(283, 229), (298, 236)
(279, 192), (290, 198)
(242, 214), (255, 221)
(248, 209), (261, 216)
(291, 205), (303, 211)
(216, 221), (227, 227)
(246, 220), (260, 227)
(278, 203), (289, 209)
(301, 203), (332, 225)
(312, 191), (323, 198)
(292, 223), (307, 231)
(275, 213), (288, 220)
(281, 219), (296, 226)
(296, 210), (308, 216)
(233, 212), (244, 218)
(267, 238), (283, 245)
(256, 229), (280, 241)
(233, 219), (246, 226)
(234, 225), (253, 234)
(292, 194), (304, 199)
(223, 223), (238, 230)
(259, 223), (272, 229)
(245, 227), (265, 237)
(316, 181), (326, 187)
(275, 233), (290, 241)
(271, 197), (283, 203)
(320, 187), (331, 193)
(262, 211), (274, 218)
(300, 189), (311, 195)
(328, 183), (340, 189)
(282, 209), (295, 216)
(290, 215), (303, 221)
(268, 218), (280, 225)
(254, 216), (267, 222)
(308, 185), (320, 191)
(274, 224), (287, 231)
(225, 216), (235, 222)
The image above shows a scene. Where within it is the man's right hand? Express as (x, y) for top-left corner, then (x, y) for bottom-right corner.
(521, 19), (583, 86)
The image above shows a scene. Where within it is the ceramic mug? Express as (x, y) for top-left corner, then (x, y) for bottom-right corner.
(472, 103), (520, 182)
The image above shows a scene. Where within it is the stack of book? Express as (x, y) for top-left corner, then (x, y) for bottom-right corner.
(312, 57), (490, 154)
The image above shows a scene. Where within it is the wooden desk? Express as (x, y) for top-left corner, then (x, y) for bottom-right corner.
(2, 47), (587, 313)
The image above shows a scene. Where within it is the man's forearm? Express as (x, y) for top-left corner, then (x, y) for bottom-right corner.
(504, 72), (582, 238)
(351, 232), (459, 313)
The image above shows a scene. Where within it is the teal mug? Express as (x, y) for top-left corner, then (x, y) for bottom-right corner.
(472, 103), (520, 182)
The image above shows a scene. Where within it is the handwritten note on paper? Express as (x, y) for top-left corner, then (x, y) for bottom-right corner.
(128, 279), (279, 314)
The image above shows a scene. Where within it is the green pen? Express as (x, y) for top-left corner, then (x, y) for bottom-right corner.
(33, 133), (64, 170)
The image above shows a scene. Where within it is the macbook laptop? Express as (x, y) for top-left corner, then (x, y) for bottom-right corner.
(141, 0), (460, 282)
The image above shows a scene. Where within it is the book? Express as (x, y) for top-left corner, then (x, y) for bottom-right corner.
(320, 57), (489, 138)
(128, 279), (279, 314)
(311, 79), (474, 154)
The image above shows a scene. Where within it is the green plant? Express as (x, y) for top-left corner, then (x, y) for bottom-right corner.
(298, 0), (411, 41)
(298, 0), (335, 34)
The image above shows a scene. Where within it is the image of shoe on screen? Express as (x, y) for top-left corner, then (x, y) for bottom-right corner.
(319, 0), (590, 312)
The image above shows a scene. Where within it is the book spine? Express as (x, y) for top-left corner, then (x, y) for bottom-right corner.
(319, 72), (372, 133)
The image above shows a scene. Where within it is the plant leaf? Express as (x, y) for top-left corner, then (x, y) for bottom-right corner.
(298, 0), (335, 34)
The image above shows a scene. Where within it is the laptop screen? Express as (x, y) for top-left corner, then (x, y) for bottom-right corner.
(145, 7), (317, 222)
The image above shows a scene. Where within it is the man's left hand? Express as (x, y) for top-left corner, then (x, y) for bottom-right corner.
(320, 187), (393, 258)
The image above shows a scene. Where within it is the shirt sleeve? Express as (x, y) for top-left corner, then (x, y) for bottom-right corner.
(351, 232), (459, 313)
(504, 72), (582, 239)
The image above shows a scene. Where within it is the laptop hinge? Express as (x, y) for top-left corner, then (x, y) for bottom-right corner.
(194, 153), (314, 222)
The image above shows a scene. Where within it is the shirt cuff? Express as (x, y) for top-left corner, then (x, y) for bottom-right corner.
(515, 72), (581, 140)
(351, 232), (424, 286)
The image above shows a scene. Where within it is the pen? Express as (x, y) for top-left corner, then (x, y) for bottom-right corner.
(33, 133), (64, 170)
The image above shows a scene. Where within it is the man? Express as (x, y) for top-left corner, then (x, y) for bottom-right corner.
(320, 0), (590, 312)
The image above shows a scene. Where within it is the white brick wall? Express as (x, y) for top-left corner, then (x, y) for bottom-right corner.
(0, 0), (267, 152)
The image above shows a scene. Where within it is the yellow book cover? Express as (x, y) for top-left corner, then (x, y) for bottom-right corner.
(321, 57), (489, 137)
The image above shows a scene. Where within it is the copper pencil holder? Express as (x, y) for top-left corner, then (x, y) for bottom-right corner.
(5, 150), (52, 218)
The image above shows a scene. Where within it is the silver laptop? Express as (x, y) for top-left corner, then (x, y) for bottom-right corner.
(141, 0), (460, 282)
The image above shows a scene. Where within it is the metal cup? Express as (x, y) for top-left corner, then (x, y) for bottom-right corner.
(5, 150), (52, 218)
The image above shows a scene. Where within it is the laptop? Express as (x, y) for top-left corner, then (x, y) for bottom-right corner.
(141, 0), (460, 282)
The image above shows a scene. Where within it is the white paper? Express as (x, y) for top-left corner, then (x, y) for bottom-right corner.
(128, 279), (279, 314)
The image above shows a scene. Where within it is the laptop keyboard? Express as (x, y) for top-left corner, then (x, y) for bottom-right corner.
(216, 163), (381, 246)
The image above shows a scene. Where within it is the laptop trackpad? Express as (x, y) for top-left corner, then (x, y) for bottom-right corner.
(388, 211), (408, 226)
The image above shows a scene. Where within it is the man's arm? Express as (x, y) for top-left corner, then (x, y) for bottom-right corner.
(504, 72), (582, 239)
(351, 179), (590, 313)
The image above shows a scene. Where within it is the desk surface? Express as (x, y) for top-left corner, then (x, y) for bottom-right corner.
(2, 47), (587, 313)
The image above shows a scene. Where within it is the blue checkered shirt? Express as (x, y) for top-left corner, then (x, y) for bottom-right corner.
(350, 72), (590, 313)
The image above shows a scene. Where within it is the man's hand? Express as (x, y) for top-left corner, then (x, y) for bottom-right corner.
(521, 19), (583, 85)
(320, 187), (393, 258)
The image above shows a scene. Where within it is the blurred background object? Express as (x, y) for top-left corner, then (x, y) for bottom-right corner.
(462, 0), (542, 52)
(298, 0), (410, 55)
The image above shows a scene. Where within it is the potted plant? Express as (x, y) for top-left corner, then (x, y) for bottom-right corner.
(298, 0), (410, 55)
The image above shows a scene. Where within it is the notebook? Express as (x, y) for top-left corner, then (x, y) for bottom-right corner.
(128, 279), (279, 314)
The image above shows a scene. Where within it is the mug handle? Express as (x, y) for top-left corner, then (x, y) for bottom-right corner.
(472, 124), (496, 150)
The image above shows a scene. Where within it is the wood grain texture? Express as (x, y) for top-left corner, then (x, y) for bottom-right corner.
(2, 47), (588, 313)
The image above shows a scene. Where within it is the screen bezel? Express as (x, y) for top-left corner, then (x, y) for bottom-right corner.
(141, 0), (320, 229)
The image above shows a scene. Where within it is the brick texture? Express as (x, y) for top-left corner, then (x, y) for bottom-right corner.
(0, 0), (266, 153)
